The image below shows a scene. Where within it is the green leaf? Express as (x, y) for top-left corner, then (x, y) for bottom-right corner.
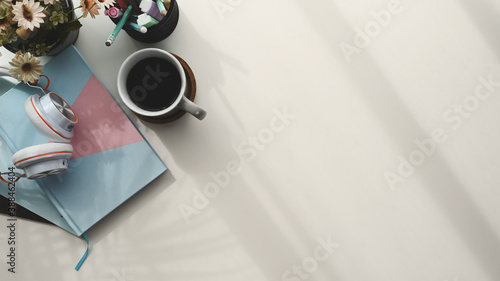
(63, 20), (83, 32)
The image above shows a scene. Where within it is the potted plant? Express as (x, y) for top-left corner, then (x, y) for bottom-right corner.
(0, 0), (114, 83)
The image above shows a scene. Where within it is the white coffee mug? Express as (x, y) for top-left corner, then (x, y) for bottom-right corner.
(117, 48), (206, 120)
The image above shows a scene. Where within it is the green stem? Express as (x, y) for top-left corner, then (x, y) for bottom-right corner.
(65, 5), (82, 15)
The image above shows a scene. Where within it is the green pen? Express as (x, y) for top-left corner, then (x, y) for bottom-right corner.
(156, 0), (167, 15)
(105, 5), (133, 46)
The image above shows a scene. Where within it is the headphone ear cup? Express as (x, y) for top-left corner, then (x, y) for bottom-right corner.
(12, 143), (73, 180)
(25, 94), (77, 143)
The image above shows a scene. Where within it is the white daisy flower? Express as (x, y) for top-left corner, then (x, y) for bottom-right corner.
(8, 51), (44, 83)
(12, 0), (46, 31)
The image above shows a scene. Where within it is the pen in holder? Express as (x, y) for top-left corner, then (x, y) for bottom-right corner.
(107, 0), (179, 44)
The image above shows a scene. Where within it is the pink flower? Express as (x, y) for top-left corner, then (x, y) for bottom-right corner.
(81, 0), (100, 19)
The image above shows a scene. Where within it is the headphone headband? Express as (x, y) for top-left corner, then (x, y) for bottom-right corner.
(1, 68), (78, 180)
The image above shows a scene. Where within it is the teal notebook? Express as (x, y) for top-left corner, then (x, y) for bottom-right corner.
(0, 46), (167, 236)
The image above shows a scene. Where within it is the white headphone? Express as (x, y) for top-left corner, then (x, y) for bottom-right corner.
(0, 67), (78, 180)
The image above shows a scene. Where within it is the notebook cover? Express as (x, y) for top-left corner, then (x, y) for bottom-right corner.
(0, 46), (167, 236)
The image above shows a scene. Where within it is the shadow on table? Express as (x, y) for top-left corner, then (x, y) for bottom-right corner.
(294, 0), (500, 280)
(5, 1), (500, 279)
(143, 1), (500, 281)
(457, 0), (500, 61)
(135, 6), (343, 281)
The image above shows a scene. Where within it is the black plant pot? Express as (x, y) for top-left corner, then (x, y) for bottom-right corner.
(109, 0), (179, 44)
(3, 0), (79, 56)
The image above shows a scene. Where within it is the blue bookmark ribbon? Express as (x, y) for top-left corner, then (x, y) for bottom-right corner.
(75, 232), (89, 271)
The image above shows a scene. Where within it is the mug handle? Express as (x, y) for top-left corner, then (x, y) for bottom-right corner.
(177, 96), (207, 120)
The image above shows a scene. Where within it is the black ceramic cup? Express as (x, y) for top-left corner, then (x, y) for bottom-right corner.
(108, 0), (179, 43)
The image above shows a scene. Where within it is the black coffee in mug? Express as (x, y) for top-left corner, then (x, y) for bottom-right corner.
(126, 57), (182, 111)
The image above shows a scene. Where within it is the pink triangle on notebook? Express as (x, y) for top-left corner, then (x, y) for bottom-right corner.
(69, 74), (144, 159)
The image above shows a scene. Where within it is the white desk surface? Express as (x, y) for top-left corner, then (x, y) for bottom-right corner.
(2, 0), (500, 280)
